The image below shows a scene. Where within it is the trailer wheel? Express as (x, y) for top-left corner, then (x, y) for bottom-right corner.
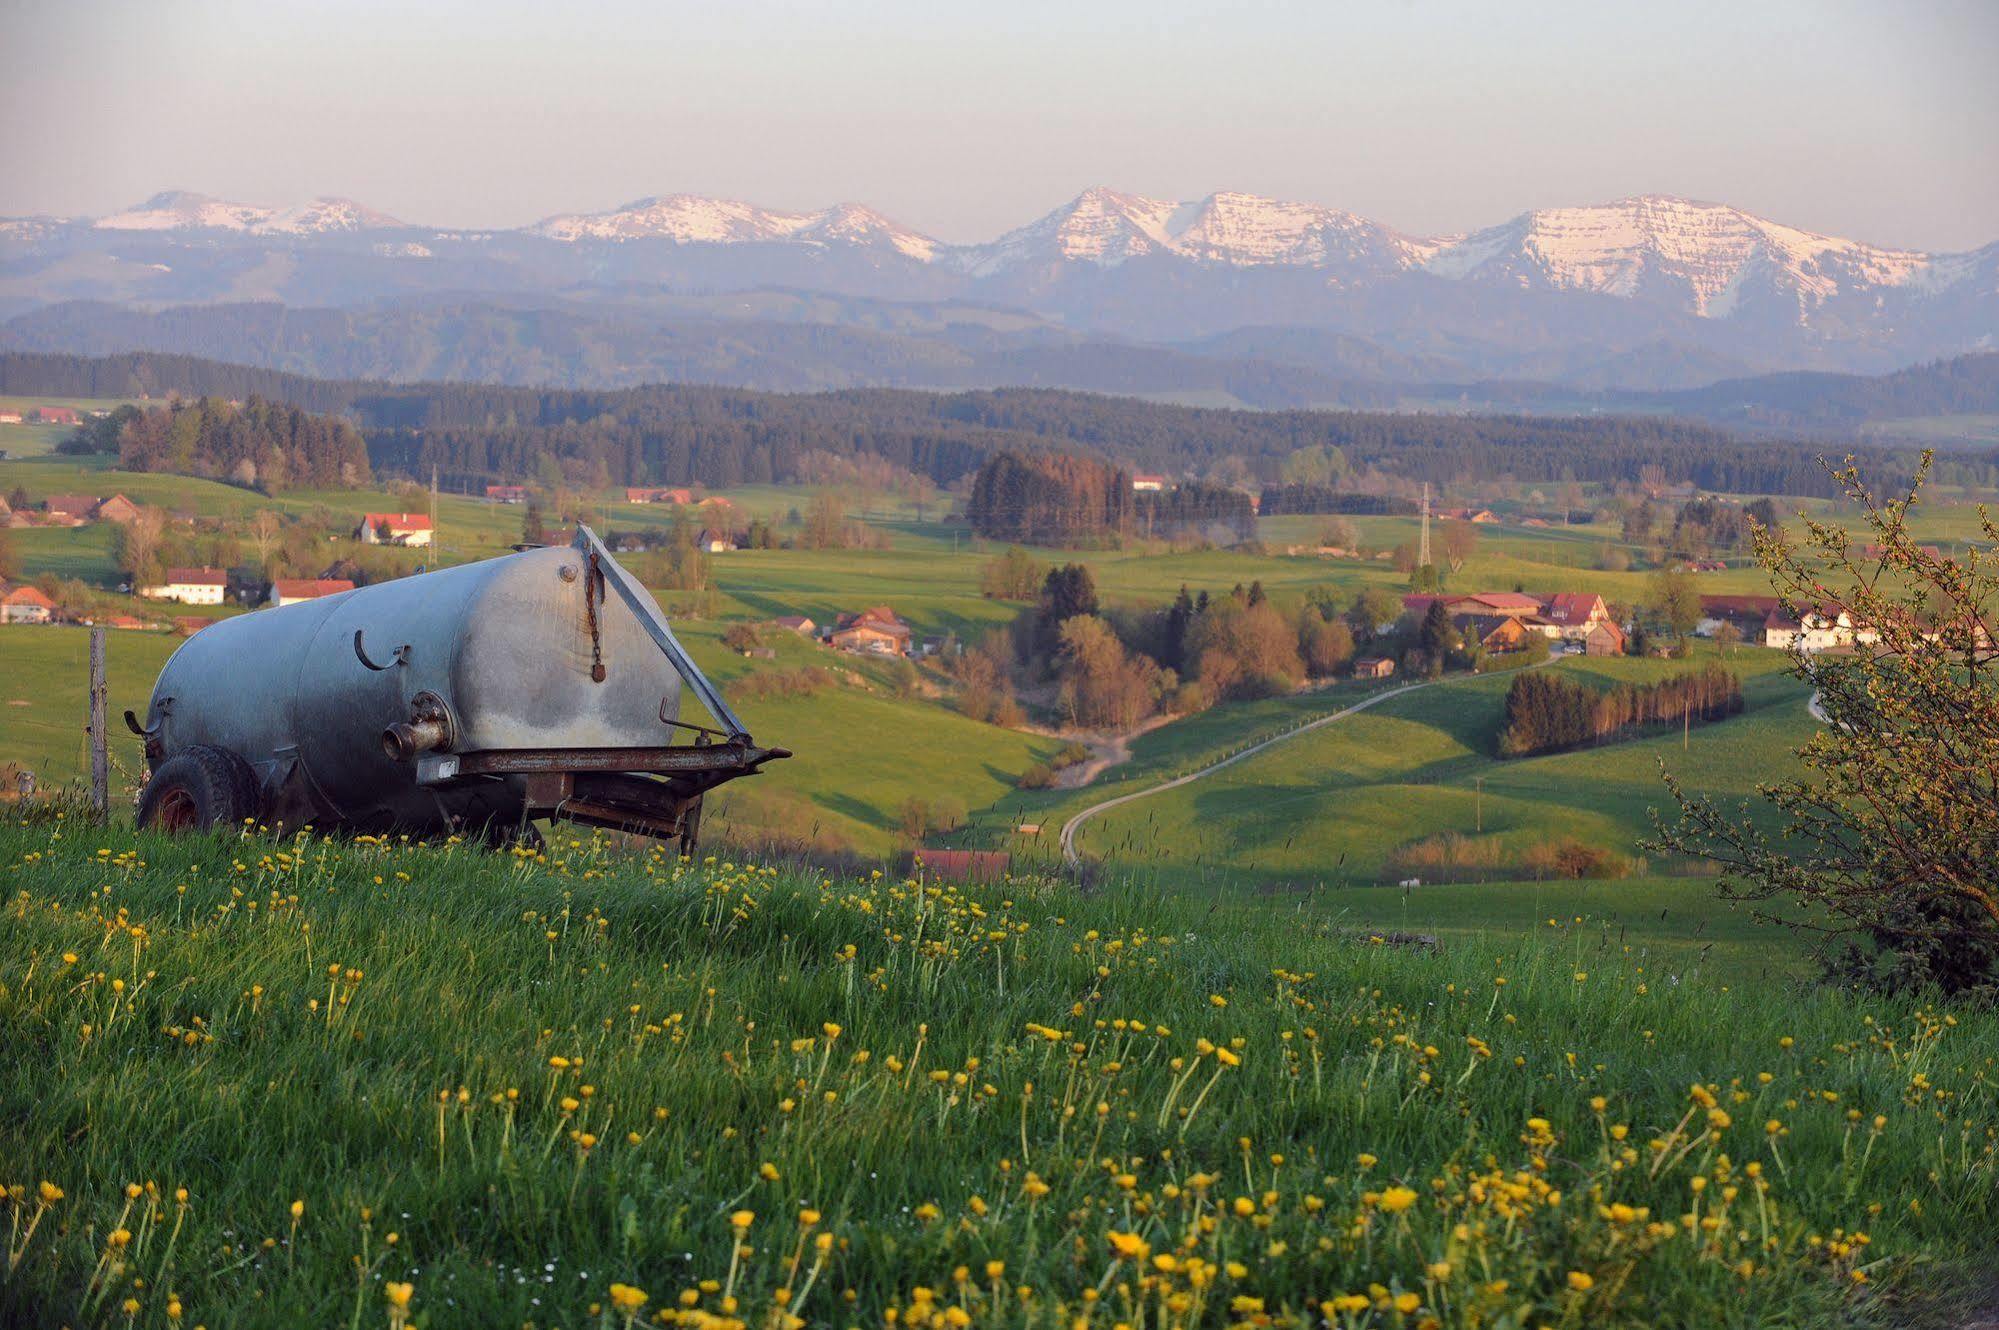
(137, 746), (256, 833)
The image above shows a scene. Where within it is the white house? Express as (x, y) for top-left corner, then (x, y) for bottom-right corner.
(357, 512), (434, 547)
(0, 583), (56, 623)
(1763, 605), (1877, 653)
(266, 577), (356, 607)
(140, 567), (227, 605)
(1538, 592), (1612, 642)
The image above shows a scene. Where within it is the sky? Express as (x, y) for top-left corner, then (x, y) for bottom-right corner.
(5, 0), (1997, 250)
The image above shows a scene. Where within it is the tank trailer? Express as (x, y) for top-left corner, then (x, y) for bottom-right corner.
(127, 526), (787, 849)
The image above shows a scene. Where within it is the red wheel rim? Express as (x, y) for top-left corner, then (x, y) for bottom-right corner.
(154, 787), (200, 831)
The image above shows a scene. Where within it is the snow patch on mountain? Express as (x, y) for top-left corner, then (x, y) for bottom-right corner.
(260, 197), (406, 234)
(96, 191), (276, 232)
(527, 195), (938, 260)
(94, 191), (402, 235)
(959, 187), (1442, 276)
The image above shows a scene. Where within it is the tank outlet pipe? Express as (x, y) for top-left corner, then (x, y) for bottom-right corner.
(382, 692), (457, 762)
(572, 524), (754, 744)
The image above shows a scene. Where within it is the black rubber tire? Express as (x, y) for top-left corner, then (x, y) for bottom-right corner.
(136, 746), (257, 833)
(477, 817), (545, 853)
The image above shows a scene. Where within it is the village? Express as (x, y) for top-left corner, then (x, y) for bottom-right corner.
(0, 470), (1894, 662)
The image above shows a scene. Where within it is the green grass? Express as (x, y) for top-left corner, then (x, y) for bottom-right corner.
(1068, 649), (1807, 879)
(0, 825), (1992, 1328)
(0, 626), (175, 795)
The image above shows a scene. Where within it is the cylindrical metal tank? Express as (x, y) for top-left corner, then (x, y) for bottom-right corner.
(132, 534), (779, 839)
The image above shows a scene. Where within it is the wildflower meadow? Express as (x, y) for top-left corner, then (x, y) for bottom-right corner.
(1, 821), (1994, 1328)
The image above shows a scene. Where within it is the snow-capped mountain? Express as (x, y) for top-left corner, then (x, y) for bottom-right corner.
(92, 190), (403, 235)
(957, 187), (1439, 276)
(1424, 195), (1938, 322)
(528, 195), (937, 260)
(2, 187), (1993, 386)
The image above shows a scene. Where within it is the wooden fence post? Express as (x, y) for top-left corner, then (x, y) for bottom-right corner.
(88, 626), (108, 818)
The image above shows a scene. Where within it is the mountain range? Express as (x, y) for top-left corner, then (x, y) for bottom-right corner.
(2, 187), (1993, 399)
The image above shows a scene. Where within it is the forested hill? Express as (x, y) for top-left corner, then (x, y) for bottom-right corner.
(1640, 353), (1999, 429)
(6, 350), (1991, 498)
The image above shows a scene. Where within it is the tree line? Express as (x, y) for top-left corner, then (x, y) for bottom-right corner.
(99, 396), (371, 490)
(10, 351), (1993, 499)
(1498, 665), (1745, 759)
(963, 454), (1258, 544)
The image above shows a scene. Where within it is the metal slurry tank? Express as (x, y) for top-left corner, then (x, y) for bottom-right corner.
(127, 527), (786, 844)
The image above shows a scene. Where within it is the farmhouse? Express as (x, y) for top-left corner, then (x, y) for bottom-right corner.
(1438, 507), (1498, 523)
(773, 615), (817, 636)
(1697, 594), (1780, 638)
(0, 583), (56, 624)
(484, 484), (527, 504)
(93, 494), (140, 523)
(357, 513), (433, 547)
(1764, 605), (1877, 653)
(626, 487), (694, 505)
(267, 578), (356, 607)
(1352, 655), (1396, 680)
(41, 495), (101, 525)
(34, 406), (79, 426)
(140, 567), (228, 605)
(1404, 591), (1542, 620)
(1453, 613), (1535, 654)
(1581, 619), (1627, 656)
(828, 606), (912, 656)
(1540, 592), (1614, 641)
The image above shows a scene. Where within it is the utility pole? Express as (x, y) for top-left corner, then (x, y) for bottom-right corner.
(87, 627), (108, 819)
(1474, 774), (1484, 832)
(1419, 482), (1432, 570)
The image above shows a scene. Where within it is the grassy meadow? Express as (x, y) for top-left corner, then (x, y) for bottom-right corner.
(1, 823), (1994, 1328)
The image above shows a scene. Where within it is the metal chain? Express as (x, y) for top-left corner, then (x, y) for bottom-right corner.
(585, 551), (607, 682)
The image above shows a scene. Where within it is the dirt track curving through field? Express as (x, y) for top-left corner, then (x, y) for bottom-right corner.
(1058, 681), (1430, 865)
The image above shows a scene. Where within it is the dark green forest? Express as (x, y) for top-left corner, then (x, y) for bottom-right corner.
(9, 350), (1999, 498)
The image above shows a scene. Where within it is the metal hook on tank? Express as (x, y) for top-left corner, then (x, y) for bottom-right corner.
(354, 629), (411, 671)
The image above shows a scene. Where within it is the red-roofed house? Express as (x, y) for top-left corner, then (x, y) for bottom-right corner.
(94, 494), (140, 524)
(140, 568), (228, 605)
(828, 606), (912, 655)
(267, 578), (356, 607)
(484, 484), (527, 504)
(1403, 591), (1544, 621)
(1540, 593), (1613, 642)
(34, 406), (79, 426)
(626, 487), (694, 505)
(41, 495), (101, 525)
(1697, 594), (1780, 638)
(0, 583), (56, 624)
(357, 512), (433, 547)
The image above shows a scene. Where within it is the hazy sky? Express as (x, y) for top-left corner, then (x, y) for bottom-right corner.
(6, 0), (1996, 249)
